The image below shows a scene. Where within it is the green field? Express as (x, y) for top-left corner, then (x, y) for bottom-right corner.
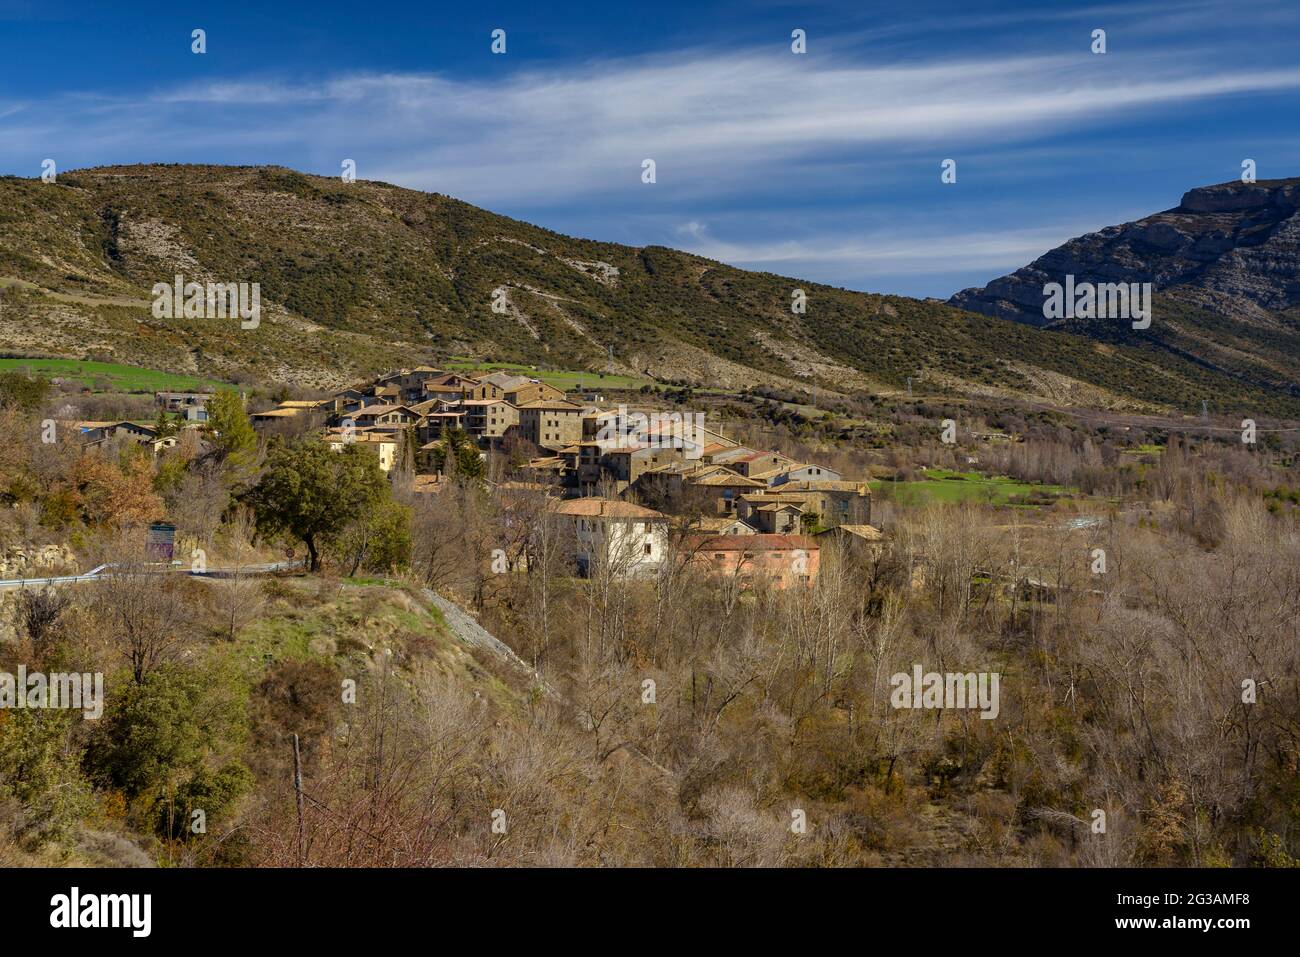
(870, 469), (1069, 507)
(444, 358), (649, 392)
(0, 358), (226, 394)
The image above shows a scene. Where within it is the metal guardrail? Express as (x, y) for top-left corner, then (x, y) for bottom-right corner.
(0, 558), (305, 590)
(0, 563), (113, 590)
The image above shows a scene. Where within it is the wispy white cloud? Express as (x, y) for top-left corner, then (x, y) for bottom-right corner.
(1, 34), (1296, 294)
(675, 221), (1111, 278)
(7, 46), (1299, 204)
(676, 221), (710, 240)
(350, 53), (1300, 204)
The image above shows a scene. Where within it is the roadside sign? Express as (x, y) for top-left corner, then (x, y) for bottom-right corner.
(147, 522), (177, 561)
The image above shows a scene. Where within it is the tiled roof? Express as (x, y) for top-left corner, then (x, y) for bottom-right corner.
(687, 534), (817, 551)
(691, 470), (764, 487)
(550, 498), (666, 520)
(327, 432), (394, 445)
(477, 372), (532, 389)
(351, 404), (414, 416)
(823, 524), (883, 541)
(740, 492), (816, 505)
(736, 450), (789, 463)
(777, 480), (865, 493)
(690, 516), (736, 532)
(708, 446), (762, 463)
(518, 400), (583, 411)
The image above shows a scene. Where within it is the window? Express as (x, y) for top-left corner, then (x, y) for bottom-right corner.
(644, 543), (652, 555)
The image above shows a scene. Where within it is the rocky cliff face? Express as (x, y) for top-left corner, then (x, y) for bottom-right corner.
(949, 178), (1300, 326)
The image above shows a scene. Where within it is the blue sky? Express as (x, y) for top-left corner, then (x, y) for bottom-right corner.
(1, 0), (1297, 297)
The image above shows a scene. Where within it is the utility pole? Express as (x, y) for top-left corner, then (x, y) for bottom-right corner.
(292, 733), (305, 866)
(167, 778), (175, 866)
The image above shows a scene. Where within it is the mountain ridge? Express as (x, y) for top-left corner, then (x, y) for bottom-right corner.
(0, 164), (1297, 416)
(949, 177), (1300, 402)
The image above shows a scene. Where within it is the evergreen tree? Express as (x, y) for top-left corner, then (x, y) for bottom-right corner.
(431, 428), (485, 479)
(243, 436), (388, 571)
(205, 388), (258, 475)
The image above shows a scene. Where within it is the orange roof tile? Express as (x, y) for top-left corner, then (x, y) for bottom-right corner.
(550, 498), (666, 520)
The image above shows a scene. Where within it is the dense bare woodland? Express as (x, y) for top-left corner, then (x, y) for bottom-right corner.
(389, 466), (1300, 866)
(2, 374), (1296, 869)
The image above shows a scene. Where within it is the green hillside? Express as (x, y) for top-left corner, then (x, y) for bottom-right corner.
(1, 164), (1296, 414)
(0, 357), (225, 393)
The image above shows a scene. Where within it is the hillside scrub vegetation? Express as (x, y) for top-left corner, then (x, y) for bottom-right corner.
(0, 367), (1298, 867)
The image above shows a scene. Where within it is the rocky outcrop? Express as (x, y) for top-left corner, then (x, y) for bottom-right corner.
(949, 178), (1300, 326)
(0, 543), (77, 580)
(0, 544), (78, 644)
